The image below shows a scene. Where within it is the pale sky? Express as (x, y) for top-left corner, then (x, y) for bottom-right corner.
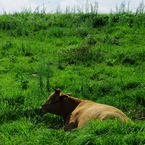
(0, 0), (143, 14)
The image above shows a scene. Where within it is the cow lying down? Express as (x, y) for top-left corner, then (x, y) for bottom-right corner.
(40, 88), (132, 131)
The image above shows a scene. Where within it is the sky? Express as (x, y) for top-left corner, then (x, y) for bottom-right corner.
(0, 0), (143, 14)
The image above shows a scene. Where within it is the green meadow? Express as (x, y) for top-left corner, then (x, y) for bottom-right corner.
(0, 1), (145, 144)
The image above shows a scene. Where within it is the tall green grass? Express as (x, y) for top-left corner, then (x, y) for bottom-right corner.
(0, 0), (145, 144)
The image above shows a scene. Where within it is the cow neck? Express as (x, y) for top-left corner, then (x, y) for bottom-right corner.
(59, 96), (82, 121)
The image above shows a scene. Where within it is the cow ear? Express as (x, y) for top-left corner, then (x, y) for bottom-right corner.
(67, 93), (72, 96)
(60, 94), (68, 100)
(55, 88), (61, 94)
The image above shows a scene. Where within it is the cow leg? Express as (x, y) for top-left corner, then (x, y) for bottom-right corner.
(63, 122), (77, 131)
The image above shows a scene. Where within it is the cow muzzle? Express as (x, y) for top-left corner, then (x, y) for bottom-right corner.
(40, 105), (43, 112)
(40, 104), (45, 112)
(40, 104), (50, 113)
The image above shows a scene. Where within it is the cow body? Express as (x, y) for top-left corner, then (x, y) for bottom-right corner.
(40, 88), (131, 131)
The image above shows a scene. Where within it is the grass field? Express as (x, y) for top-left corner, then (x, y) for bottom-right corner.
(0, 1), (145, 144)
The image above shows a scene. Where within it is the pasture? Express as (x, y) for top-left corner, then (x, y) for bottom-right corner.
(0, 1), (145, 144)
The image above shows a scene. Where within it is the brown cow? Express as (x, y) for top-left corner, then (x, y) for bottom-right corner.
(40, 88), (132, 131)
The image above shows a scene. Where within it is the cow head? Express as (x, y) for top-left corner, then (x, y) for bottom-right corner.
(40, 88), (72, 114)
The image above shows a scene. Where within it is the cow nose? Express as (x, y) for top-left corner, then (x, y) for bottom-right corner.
(40, 106), (42, 110)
